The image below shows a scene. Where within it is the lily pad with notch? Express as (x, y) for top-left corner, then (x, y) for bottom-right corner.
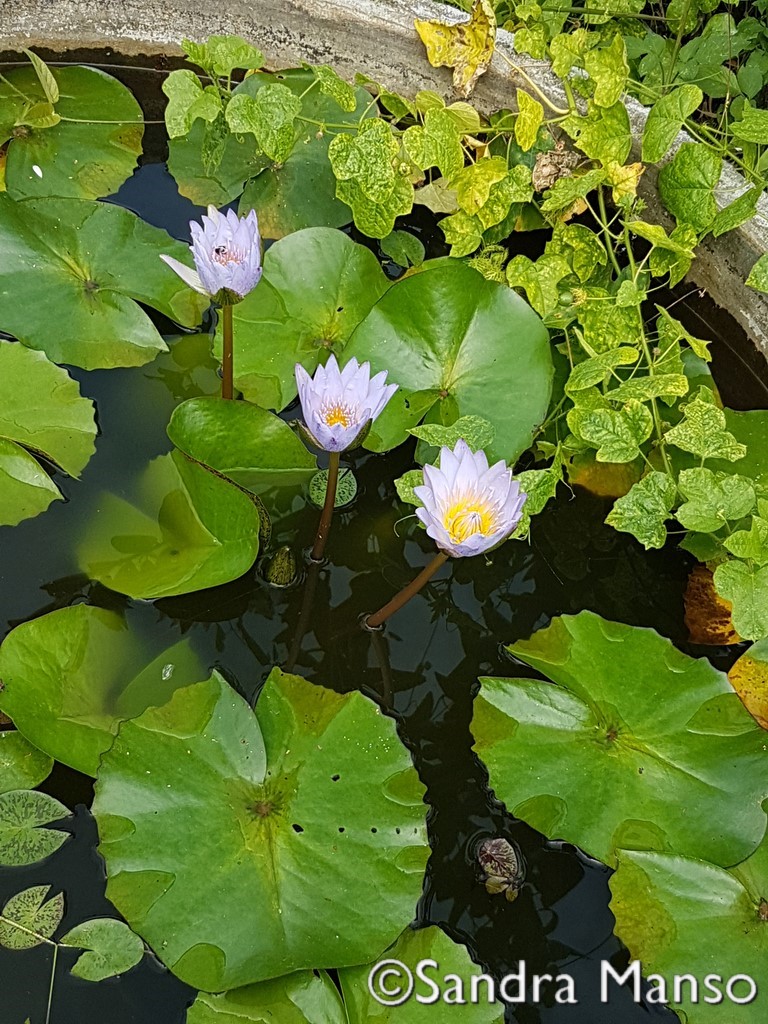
(472, 611), (768, 868)
(93, 669), (428, 990)
(0, 732), (52, 794)
(0, 195), (209, 369)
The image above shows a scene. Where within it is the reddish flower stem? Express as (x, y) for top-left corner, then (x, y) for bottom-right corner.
(364, 551), (450, 630)
(311, 451), (340, 562)
(221, 304), (234, 400)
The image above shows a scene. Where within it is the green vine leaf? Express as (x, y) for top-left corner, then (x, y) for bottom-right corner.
(181, 35), (265, 77)
(656, 306), (710, 361)
(569, 399), (653, 462)
(329, 118), (398, 203)
(226, 84), (302, 163)
(665, 391), (748, 461)
(724, 518), (768, 565)
(583, 35), (628, 108)
(711, 186), (760, 238)
(746, 254), (768, 294)
(515, 90), (544, 152)
(0, 885), (64, 950)
(0, 790), (70, 867)
(676, 467), (756, 532)
(731, 105), (768, 144)
(61, 919), (145, 982)
(162, 70), (221, 139)
(605, 471), (678, 549)
(658, 142), (722, 232)
(565, 347), (639, 394)
(540, 168), (606, 216)
(403, 108), (464, 180)
(563, 102), (632, 165)
(642, 85), (703, 163)
(714, 561), (768, 641)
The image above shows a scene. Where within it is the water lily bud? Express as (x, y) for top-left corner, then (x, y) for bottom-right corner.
(160, 206), (262, 304)
(294, 355), (398, 453)
(414, 439), (527, 557)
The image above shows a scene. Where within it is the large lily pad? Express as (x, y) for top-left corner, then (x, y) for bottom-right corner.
(344, 260), (552, 463)
(187, 972), (346, 1024)
(338, 925), (506, 1023)
(0, 65), (142, 200)
(216, 228), (390, 409)
(0, 733), (52, 794)
(167, 396), (317, 489)
(472, 612), (768, 868)
(0, 341), (96, 525)
(0, 195), (209, 369)
(610, 844), (768, 1023)
(0, 604), (204, 775)
(78, 450), (262, 599)
(93, 669), (428, 990)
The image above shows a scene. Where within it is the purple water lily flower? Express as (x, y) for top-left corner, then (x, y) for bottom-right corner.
(295, 355), (398, 453)
(414, 439), (527, 558)
(160, 205), (262, 304)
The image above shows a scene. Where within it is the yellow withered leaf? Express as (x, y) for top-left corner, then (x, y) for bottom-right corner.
(684, 565), (742, 646)
(415, 0), (496, 99)
(729, 639), (768, 731)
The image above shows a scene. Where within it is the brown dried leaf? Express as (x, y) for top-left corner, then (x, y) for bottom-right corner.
(729, 639), (768, 730)
(684, 564), (742, 646)
(414, 0), (496, 98)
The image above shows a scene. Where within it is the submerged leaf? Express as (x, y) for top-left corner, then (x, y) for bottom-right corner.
(187, 971), (347, 1024)
(0, 604), (205, 775)
(472, 612), (768, 867)
(93, 670), (428, 990)
(684, 565), (741, 647)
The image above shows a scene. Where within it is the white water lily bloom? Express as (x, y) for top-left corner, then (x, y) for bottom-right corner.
(295, 355), (398, 452)
(160, 205), (262, 303)
(414, 439), (527, 557)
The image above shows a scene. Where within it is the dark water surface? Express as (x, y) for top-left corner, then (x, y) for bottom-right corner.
(1, 55), (768, 1024)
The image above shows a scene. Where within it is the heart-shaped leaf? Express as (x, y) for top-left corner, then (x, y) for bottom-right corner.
(167, 396), (317, 489)
(472, 612), (768, 867)
(61, 918), (144, 982)
(0, 790), (70, 866)
(0, 196), (209, 369)
(0, 65), (142, 199)
(217, 228), (390, 410)
(0, 885), (64, 949)
(93, 670), (428, 990)
(345, 260), (552, 462)
(0, 341), (96, 525)
(0, 733), (52, 794)
(0, 604), (205, 775)
(610, 843), (768, 1023)
(78, 450), (261, 599)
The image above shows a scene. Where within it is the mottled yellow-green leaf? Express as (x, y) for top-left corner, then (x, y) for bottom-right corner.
(642, 85), (702, 163)
(583, 34), (628, 107)
(403, 108), (464, 180)
(606, 471), (678, 548)
(515, 90), (543, 152)
(414, 0), (496, 97)
(746, 254), (768, 294)
(162, 70), (221, 139)
(225, 84), (302, 163)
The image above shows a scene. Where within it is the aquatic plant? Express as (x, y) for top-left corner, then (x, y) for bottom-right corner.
(365, 439), (526, 629)
(161, 205), (262, 399)
(295, 354), (397, 560)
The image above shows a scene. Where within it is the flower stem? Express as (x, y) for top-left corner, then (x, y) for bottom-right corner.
(364, 551), (450, 630)
(221, 304), (234, 400)
(311, 451), (340, 562)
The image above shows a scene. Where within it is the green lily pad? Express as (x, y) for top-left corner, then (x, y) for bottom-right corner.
(0, 604), (205, 775)
(338, 925), (506, 1023)
(78, 450), (261, 599)
(0, 195), (209, 369)
(216, 227), (390, 410)
(344, 261), (552, 463)
(93, 669), (428, 990)
(167, 396), (317, 489)
(0, 341), (96, 525)
(187, 972), (347, 1024)
(0, 65), (142, 200)
(0, 790), (70, 867)
(0, 732), (52, 794)
(61, 918), (144, 982)
(471, 611), (768, 868)
(610, 844), (768, 1023)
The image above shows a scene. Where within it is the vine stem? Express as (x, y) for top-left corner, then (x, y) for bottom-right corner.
(364, 551), (449, 630)
(498, 52), (570, 115)
(221, 304), (234, 400)
(597, 187), (623, 276)
(311, 452), (340, 562)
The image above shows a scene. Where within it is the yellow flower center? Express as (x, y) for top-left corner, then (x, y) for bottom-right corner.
(322, 402), (354, 428)
(212, 244), (245, 266)
(443, 500), (495, 544)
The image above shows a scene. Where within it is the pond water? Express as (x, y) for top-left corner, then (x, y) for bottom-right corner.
(1, 53), (768, 1024)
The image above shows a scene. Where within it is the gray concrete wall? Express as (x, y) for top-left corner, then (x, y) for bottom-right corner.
(3, 0), (767, 356)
